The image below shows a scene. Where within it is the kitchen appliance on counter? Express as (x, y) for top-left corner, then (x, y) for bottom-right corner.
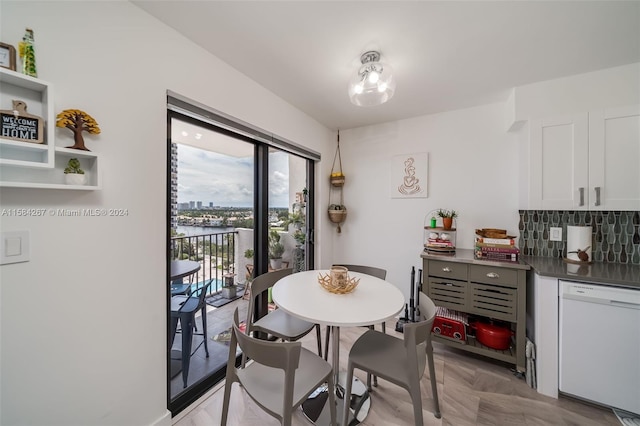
(559, 280), (640, 414)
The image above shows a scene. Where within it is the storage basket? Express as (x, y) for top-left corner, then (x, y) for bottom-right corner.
(328, 208), (347, 223)
(330, 174), (345, 187)
(330, 132), (344, 186)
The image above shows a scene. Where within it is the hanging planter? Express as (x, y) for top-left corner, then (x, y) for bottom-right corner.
(330, 173), (345, 187)
(330, 132), (345, 186)
(328, 204), (347, 223)
(328, 131), (346, 233)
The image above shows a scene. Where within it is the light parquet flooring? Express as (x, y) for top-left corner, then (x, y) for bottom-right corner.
(174, 322), (619, 426)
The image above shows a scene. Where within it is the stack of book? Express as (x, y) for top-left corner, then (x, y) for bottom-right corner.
(425, 236), (455, 252)
(475, 234), (520, 262)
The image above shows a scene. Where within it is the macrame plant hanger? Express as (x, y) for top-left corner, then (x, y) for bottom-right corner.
(328, 130), (346, 233)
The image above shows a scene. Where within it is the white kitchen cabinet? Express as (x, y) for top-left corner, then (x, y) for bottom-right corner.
(527, 105), (639, 210)
(529, 114), (589, 210)
(0, 68), (101, 190)
(588, 105), (640, 210)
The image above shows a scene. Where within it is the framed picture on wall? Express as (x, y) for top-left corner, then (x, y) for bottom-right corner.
(389, 152), (428, 198)
(0, 42), (17, 71)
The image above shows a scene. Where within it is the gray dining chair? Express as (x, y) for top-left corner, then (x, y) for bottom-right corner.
(243, 268), (322, 366)
(324, 264), (387, 389)
(341, 296), (441, 426)
(222, 308), (337, 426)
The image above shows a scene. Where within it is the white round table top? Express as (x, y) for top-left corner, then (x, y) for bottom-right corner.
(272, 270), (405, 327)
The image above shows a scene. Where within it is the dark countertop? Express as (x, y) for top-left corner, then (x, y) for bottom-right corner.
(421, 248), (531, 271)
(522, 255), (640, 289)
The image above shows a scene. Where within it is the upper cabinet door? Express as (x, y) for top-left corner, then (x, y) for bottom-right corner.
(588, 105), (640, 210)
(529, 114), (589, 210)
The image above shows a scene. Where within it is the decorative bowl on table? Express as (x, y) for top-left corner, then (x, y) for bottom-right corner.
(318, 266), (360, 294)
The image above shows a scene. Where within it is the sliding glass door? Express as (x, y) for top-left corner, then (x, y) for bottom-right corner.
(166, 107), (316, 415)
(268, 150), (310, 273)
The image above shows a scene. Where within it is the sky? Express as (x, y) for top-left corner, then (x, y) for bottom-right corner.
(176, 144), (290, 208)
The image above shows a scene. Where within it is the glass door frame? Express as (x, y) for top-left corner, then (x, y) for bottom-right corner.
(166, 109), (316, 416)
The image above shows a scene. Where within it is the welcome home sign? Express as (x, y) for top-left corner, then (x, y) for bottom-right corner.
(0, 100), (44, 143)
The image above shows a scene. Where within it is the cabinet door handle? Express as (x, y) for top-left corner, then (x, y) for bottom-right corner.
(486, 272), (500, 279)
(442, 267), (451, 272)
(578, 187), (585, 207)
(594, 187), (601, 206)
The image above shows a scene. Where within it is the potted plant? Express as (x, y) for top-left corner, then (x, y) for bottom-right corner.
(293, 229), (306, 247)
(438, 209), (458, 230)
(244, 248), (254, 282)
(268, 229), (285, 270)
(63, 158), (86, 185)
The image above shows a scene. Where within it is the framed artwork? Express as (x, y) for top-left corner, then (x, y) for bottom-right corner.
(0, 42), (16, 71)
(390, 152), (428, 198)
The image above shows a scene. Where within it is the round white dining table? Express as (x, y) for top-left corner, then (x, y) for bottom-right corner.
(272, 269), (405, 425)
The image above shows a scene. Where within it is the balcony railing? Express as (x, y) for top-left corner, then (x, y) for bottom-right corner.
(170, 230), (239, 294)
(170, 227), (304, 296)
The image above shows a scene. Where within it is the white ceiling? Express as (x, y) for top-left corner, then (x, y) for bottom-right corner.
(133, 1), (640, 130)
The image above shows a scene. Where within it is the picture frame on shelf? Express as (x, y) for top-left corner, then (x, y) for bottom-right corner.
(0, 42), (16, 71)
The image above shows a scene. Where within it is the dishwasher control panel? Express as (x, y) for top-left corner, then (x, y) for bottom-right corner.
(562, 281), (640, 307)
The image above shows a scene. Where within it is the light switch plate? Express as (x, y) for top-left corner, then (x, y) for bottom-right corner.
(550, 227), (562, 242)
(1, 230), (30, 265)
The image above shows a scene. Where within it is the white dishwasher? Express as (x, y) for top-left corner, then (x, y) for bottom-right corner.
(559, 280), (640, 414)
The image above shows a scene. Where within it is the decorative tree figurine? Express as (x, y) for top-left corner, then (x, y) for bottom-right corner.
(18, 28), (37, 77)
(56, 109), (101, 151)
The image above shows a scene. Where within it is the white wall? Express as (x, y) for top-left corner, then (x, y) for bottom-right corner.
(0, 2), (333, 425)
(511, 62), (640, 122)
(336, 102), (520, 300)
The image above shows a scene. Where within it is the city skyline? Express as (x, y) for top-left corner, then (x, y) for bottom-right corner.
(176, 143), (290, 208)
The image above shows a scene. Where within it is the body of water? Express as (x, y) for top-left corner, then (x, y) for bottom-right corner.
(175, 225), (236, 236)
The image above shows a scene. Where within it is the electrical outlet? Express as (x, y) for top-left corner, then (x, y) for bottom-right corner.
(550, 227), (562, 241)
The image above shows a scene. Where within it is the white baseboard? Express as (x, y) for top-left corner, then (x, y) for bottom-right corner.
(171, 381), (226, 424)
(152, 410), (172, 426)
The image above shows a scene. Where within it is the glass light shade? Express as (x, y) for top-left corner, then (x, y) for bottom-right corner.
(348, 60), (396, 107)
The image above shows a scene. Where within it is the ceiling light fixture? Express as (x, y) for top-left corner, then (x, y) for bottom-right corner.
(348, 50), (396, 107)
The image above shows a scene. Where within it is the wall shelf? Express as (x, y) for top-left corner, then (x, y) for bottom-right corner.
(0, 68), (101, 190)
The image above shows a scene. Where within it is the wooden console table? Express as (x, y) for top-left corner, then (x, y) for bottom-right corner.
(420, 249), (530, 372)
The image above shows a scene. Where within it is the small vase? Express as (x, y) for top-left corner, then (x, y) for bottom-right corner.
(442, 217), (453, 230)
(65, 173), (86, 185)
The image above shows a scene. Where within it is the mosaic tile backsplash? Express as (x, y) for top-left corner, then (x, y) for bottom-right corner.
(518, 210), (640, 264)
